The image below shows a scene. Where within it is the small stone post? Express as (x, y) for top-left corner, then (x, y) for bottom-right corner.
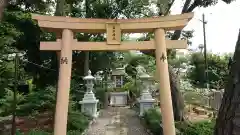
(94, 72), (103, 92)
(138, 72), (155, 116)
(79, 70), (99, 118)
(95, 72), (103, 86)
(210, 90), (223, 111)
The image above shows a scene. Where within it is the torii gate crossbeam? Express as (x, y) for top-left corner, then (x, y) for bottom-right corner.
(32, 12), (193, 135)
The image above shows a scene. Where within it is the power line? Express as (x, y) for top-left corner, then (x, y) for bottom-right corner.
(23, 59), (57, 72)
(193, 13), (213, 23)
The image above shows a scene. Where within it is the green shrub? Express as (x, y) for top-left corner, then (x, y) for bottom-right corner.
(67, 130), (83, 135)
(16, 86), (56, 116)
(16, 129), (50, 135)
(26, 130), (50, 135)
(16, 129), (85, 135)
(14, 85), (90, 134)
(94, 87), (106, 109)
(143, 108), (163, 135)
(143, 108), (214, 135)
(67, 111), (91, 132)
(70, 79), (85, 102)
(122, 80), (141, 97)
(180, 120), (215, 135)
(15, 111), (91, 135)
(0, 89), (25, 116)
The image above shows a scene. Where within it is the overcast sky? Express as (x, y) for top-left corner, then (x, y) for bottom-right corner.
(130, 1), (240, 54)
(172, 0), (240, 54)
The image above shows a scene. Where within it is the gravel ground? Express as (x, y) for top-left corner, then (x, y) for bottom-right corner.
(86, 106), (149, 135)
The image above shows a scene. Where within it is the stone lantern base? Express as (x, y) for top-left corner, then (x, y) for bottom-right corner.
(138, 98), (155, 116)
(79, 92), (99, 118)
(110, 91), (128, 107)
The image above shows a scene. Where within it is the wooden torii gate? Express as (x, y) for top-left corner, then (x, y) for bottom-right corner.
(32, 13), (193, 135)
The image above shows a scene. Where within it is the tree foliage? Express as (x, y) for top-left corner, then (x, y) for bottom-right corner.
(187, 52), (231, 89)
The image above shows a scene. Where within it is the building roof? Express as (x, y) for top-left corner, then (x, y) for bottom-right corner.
(112, 68), (126, 76)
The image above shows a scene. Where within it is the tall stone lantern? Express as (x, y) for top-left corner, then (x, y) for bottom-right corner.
(138, 72), (155, 116)
(79, 70), (99, 118)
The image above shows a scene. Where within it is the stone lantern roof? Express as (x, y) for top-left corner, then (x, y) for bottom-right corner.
(139, 72), (154, 80)
(112, 68), (125, 76)
(83, 70), (95, 80)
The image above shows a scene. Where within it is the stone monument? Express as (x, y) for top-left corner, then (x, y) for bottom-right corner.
(79, 70), (99, 118)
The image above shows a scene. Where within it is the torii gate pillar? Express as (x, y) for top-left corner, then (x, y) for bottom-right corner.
(155, 28), (175, 135)
(54, 29), (73, 135)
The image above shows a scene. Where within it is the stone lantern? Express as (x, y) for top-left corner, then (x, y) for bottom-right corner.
(138, 72), (155, 116)
(79, 70), (99, 118)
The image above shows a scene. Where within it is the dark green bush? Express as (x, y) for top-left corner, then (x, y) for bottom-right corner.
(180, 120), (215, 135)
(67, 111), (91, 132)
(15, 111), (91, 135)
(11, 85), (91, 135)
(16, 129), (50, 135)
(122, 80), (141, 97)
(143, 107), (163, 135)
(143, 108), (215, 135)
(25, 130), (50, 135)
(16, 129), (84, 135)
(94, 87), (106, 109)
(16, 86), (56, 116)
(0, 89), (25, 116)
(67, 130), (83, 135)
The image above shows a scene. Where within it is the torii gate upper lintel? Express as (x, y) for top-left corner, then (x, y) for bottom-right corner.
(32, 13), (193, 33)
(32, 12), (194, 135)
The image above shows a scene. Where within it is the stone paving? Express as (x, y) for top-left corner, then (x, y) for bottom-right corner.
(86, 106), (149, 135)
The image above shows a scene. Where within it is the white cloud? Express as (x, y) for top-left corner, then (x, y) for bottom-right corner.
(182, 1), (240, 53)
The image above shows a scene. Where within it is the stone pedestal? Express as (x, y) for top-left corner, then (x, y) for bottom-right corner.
(138, 90), (155, 116)
(138, 99), (155, 116)
(110, 91), (128, 106)
(79, 91), (99, 118)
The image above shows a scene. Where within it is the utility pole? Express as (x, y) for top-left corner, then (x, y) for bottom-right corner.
(11, 53), (19, 135)
(202, 13), (209, 89)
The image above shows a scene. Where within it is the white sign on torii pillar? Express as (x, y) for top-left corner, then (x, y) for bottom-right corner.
(32, 13), (193, 135)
